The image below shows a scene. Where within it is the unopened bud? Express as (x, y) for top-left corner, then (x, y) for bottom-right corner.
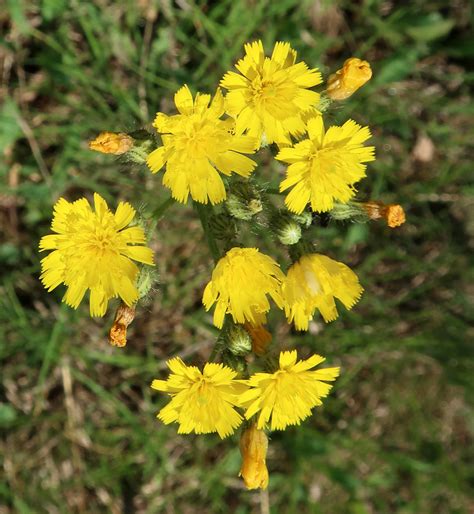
(89, 132), (134, 155)
(330, 202), (369, 223)
(226, 181), (263, 220)
(316, 95), (332, 113)
(137, 266), (158, 300)
(244, 323), (272, 356)
(226, 324), (252, 356)
(326, 58), (372, 101)
(109, 303), (136, 347)
(222, 351), (247, 374)
(209, 213), (237, 241)
(271, 212), (303, 245)
(277, 219), (302, 245)
(362, 201), (406, 228)
(386, 204), (406, 228)
(239, 423), (269, 490)
(291, 211), (313, 228)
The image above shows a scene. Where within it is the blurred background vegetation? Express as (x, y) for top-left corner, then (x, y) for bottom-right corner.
(1, 0), (473, 513)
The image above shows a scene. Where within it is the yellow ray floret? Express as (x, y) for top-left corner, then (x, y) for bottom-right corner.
(202, 247), (285, 328)
(240, 350), (340, 430)
(146, 85), (258, 205)
(220, 40), (322, 147)
(277, 116), (375, 213)
(151, 358), (248, 438)
(39, 193), (154, 317)
(282, 253), (363, 330)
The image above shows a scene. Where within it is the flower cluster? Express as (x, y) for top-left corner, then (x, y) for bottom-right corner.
(152, 350), (338, 436)
(39, 40), (406, 491)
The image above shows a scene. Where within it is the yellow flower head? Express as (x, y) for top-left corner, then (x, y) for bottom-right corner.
(147, 85), (257, 205)
(326, 57), (372, 100)
(89, 131), (134, 155)
(282, 253), (363, 330)
(277, 116), (375, 214)
(239, 423), (269, 490)
(203, 248), (285, 329)
(39, 193), (154, 317)
(220, 40), (322, 147)
(151, 358), (248, 438)
(241, 350), (340, 430)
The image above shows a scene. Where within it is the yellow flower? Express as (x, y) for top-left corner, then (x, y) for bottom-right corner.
(88, 131), (134, 155)
(277, 116), (375, 214)
(147, 85), (257, 205)
(326, 57), (372, 100)
(241, 350), (340, 430)
(220, 40), (322, 147)
(39, 193), (154, 317)
(282, 254), (363, 330)
(239, 423), (269, 490)
(151, 358), (248, 438)
(203, 248), (284, 328)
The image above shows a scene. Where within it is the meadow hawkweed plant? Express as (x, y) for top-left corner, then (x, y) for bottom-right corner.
(41, 39), (406, 491)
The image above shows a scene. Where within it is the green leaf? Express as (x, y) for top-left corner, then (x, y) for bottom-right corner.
(373, 50), (420, 85)
(0, 97), (23, 149)
(0, 403), (18, 427)
(406, 13), (454, 42)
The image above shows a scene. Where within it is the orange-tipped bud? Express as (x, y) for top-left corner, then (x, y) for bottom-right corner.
(239, 423), (269, 490)
(244, 323), (272, 356)
(386, 204), (406, 228)
(326, 57), (372, 100)
(89, 132), (134, 155)
(362, 202), (406, 228)
(109, 303), (136, 347)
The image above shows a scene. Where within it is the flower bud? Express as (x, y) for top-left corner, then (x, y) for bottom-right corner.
(271, 212), (302, 245)
(278, 219), (302, 245)
(239, 423), (269, 490)
(291, 211), (313, 228)
(385, 204), (406, 228)
(226, 181), (263, 220)
(137, 266), (158, 300)
(362, 201), (406, 228)
(330, 202), (369, 223)
(244, 323), (272, 356)
(109, 303), (136, 347)
(89, 132), (134, 155)
(222, 351), (247, 374)
(209, 213), (237, 242)
(326, 58), (372, 101)
(226, 324), (252, 356)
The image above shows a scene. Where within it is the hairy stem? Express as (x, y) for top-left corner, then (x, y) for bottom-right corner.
(194, 202), (221, 263)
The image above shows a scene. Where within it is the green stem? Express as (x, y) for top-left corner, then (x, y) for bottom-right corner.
(151, 197), (174, 219)
(265, 187), (280, 195)
(147, 197), (174, 234)
(194, 202), (221, 263)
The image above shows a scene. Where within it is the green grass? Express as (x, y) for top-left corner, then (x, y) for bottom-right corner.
(1, 0), (473, 513)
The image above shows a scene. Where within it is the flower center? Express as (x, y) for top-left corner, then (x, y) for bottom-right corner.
(251, 78), (278, 101)
(176, 117), (223, 158)
(303, 268), (321, 295)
